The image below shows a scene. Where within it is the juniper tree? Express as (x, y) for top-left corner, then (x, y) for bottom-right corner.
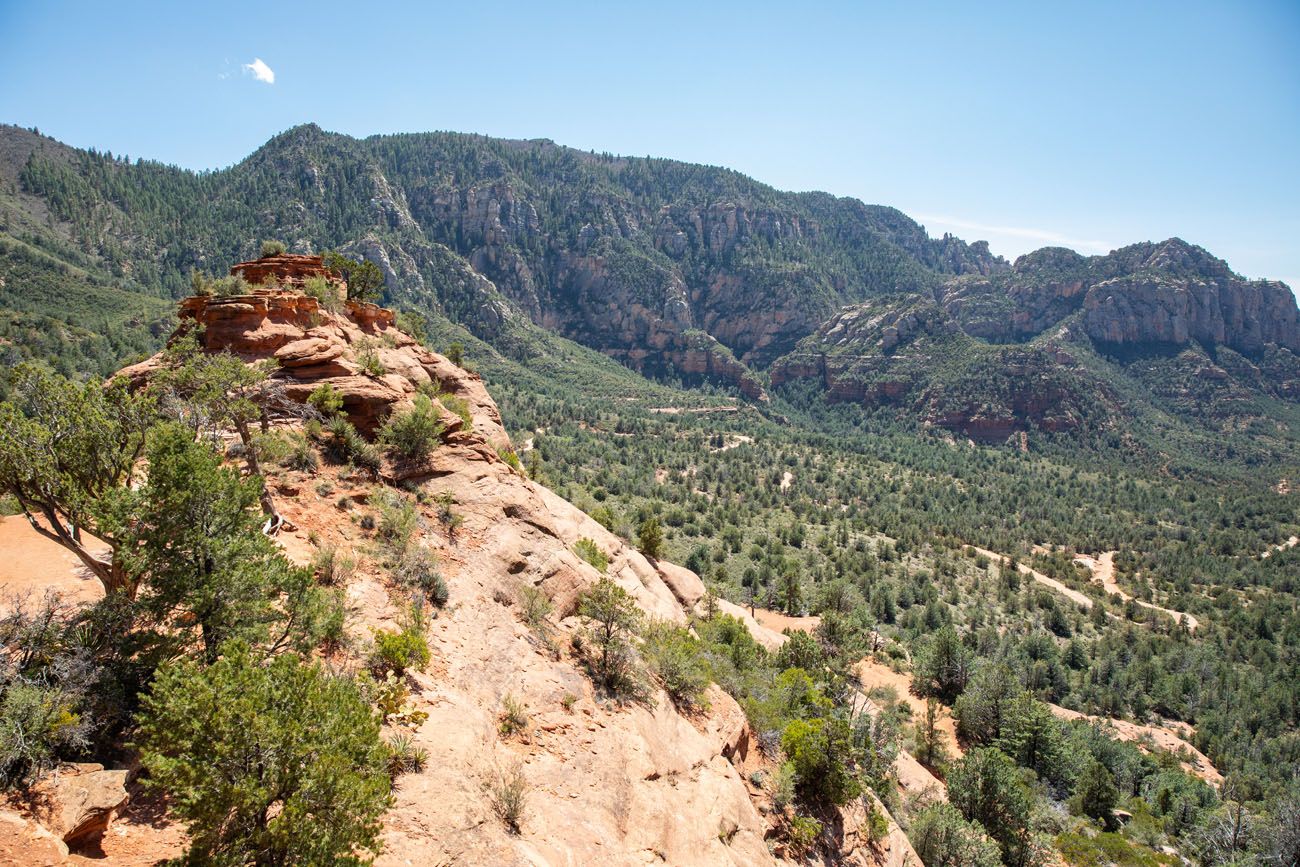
(0, 364), (154, 595)
(136, 642), (391, 866)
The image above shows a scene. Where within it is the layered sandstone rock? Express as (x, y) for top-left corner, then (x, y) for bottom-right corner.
(1081, 275), (1300, 353)
(228, 252), (337, 290)
(117, 289), (507, 443)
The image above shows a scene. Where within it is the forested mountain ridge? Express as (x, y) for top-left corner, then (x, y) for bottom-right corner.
(2, 122), (1297, 455)
(0, 122), (1005, 388)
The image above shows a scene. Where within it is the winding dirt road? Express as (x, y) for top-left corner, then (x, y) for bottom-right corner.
(1074, 551), (1200, 631)
(966, 545), (1094, 609)
(1261, 535), (1299, 559)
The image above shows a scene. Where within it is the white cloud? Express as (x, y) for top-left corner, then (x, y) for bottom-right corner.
(915, 213), (1113, 256)
(243, 58), (275, 84)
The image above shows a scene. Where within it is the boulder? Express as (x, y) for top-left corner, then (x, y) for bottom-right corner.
(32, 762), (129, 850)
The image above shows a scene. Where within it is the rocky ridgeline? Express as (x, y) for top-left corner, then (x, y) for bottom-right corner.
(941, 240), (1299, 353)
(15, 267), (915, 865)
(770, 239), (1300, 442)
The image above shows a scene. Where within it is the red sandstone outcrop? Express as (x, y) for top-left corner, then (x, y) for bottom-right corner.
(228, 252), (338, 290)
(33, 764), (130, 852)
(117, 289), (507, 444)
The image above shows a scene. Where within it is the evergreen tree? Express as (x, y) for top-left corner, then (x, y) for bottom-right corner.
(1072, 757), (1119, 829)
(915, 626), (973, 702)
(136, 642), (392, 866)
(0, 364), (154, 595)
(947, 748), (1038, 867)
(638, 517), (664, 559)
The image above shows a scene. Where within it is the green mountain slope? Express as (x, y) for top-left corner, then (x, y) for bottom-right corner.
(1, 123), (1297, 474)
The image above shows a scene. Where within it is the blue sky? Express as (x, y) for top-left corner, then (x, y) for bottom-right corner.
(2, 0), (1298, 291)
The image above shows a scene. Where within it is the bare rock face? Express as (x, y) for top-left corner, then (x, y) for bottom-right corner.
(31, 763), (130, 851)
(1081, 275), (1300, 354)
(941, 238), (1300, 354)
(771, 238), (1300, 439)
(0, 808), (73, 861)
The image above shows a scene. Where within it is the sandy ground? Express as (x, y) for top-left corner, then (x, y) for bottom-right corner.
(893, 748), (947, 802)
(752, 607), (820, 635)
(853, 660), (956, 803)
(854, 659), (963, 759)
(1048, 705), (1221, 786)
(0, 516), (107, 612)
(779, 471), (793, 492)
(711, 434), (753, 453)
(1074, 551), (1200, 631)
(966, 545), (1094, 609)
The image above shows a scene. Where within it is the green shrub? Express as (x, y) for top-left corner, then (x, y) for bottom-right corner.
(0, 681), (89, 788)
(356, 340), (386, 378)
(498, 446), (523, 473)
(435, 392), (473, 428)
(325, 415), (381, 470)
(1055, 831), (1170, 867)
(947, 748), (1037, 866)
(374, 489), (419, 555)
(488, 761), (528, 833)
(314, 588), (349, 652)
(369, 626), (430, 676)
(302, 274), (341, 312)
(385, 732), (428, 777)
(283, 431), (319, 472)
(136, 642), (391, 866)
(1071, 758), (1120, 828)
(864, 798), (890, 845)
(311, 546), (356, 586)
(642, 621), (710, 708)
(209, 273), (250, 296)
(590, 506), (617, 531)
(573, 537), (610, 572)
(499, 694), (529, 738)
(394, 310), (427, 343)
(517, 585), (553, 632)
(772, 761), (797, 811)
(260, 239), (287, 257)
(909, 802), (1002, 867)
(637, 517), (664, 559)
(395, 547), (448, 608)
(309, 383), (345, 417)
(578, 577), (644, 698)
(380, 394), (445, 460)
(781, 717), (861, 806)
(433, 491), (464, 539)
(786, 814), (823, 857)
